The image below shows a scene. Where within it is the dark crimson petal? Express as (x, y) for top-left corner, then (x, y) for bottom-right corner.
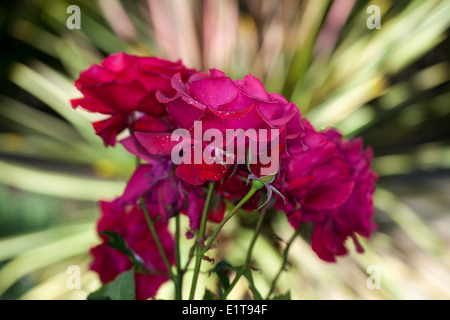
(138, 92), (168, 117)
(134, 67), (174, 92)
(303, 158), (354, 211)
(140, 57), (190, 76)
(90, 244), (130, 283)
(83, 80), (148, 113)
(352, 234), (365, 253)
(208, 199), (225, 223)
(310, 223), (337, 262)
(129, 115), (170, 133)
(176, 162), (229, 185)
(90, 199), (174, 300)
(288, 175), (315, 190)
(71, 97), (117, 114)
(75, 64), (116, 88)
(96, 199), (123, 233)
(287, 209), (302, 230)
(284, 107), (303, 156)
(113, 61), (142, 82)
(134, 273), (170, 300)
(185, 187), (225, 233)
(321, 218), (347, 255)
(92, 114), (127, 146)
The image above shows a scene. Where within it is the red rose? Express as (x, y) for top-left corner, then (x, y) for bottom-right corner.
(120, 161), (225, 236)
(276, 120), (377, 262)
(310, 128), (377, 261)
(71, 52), (196, 146)
(276, 119), (355, 229)
(90, 199), (174, 300)
(135, 69), (302, 185)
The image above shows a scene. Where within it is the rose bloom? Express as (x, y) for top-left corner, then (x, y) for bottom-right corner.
(120, 161), (224, 237)
(276, 119), (377, 262)
(71, 52), (196, 146)
(90, 199), (174, 300)
(134, 69), (303, 186)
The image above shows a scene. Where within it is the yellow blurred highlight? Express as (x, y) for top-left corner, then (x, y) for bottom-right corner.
(0, 133), (24, 151)
(93, 159), (117, 178)
(373, 145), (450, 176)
(379, 82), (410, 110)
(368, 0), (392, 15)
(334, 105), (375, 134)
(412, 62), (450, 91)
(308, 76), (387, 128)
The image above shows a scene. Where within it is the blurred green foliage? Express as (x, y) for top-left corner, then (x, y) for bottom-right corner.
(0, 0), (449, 300)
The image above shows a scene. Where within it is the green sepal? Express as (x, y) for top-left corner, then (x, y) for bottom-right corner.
(87, 268), (135, 300)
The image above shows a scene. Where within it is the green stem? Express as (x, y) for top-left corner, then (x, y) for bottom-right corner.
(266, 228), (301, 299)
(140, 197), (175, 282)
(182, 243), (196, 273)
(200, 186), (258, 255)
(188, 181), (215, 300)
(174, 213), (182, 300)
(221, 207), (268, 299)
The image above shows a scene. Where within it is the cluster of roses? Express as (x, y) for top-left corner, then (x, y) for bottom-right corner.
(72, 53), (376, 300)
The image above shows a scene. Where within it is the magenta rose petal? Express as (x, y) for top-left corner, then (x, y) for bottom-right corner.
(100, 52), (136, 72)
(188, 76), (240, 109)
(92, 114), (127, 146)
(236, 74), (270, 100)
(134, 131), (183, 156)
(120, 135), (158, 164)
(165, 97), (204, 130)
(121, 164), (154, 204)
(186, 189), (204, 232)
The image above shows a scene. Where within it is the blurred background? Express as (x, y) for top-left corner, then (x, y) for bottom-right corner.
(0, 0), (449, 300)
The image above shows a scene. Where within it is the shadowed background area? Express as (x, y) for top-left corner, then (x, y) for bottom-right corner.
(0, 0), (449, 299)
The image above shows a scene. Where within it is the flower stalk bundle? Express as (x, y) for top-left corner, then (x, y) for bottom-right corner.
(71, 52), (377, 300)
